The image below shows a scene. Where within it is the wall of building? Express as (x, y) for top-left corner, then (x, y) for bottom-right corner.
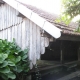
(0, 3), (52, 68)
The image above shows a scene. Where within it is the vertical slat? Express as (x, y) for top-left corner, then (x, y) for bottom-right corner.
(40, 37), (45, 54)
(12, 7), (14, 26)
(0, 31), (1, 39)
(2, 4), (3, 30)
(2, 30), (3, 39)
(14, 26), (17, 42)
(36, 26), (41, 59)
(10, 7), (13, 26)
(26, 19), (30, 48)
(4, 4), (6, 29)
(7, 28), (11, 41)
(3, 30), (5, 39)
(2, 30), (5, 40)
(44, 37), (49, 47)
(5, 29), (7, 39)
(1, 5), (3, 30)
(10, 27), (12, 41)
(22, 20), (26, 50)
(49, 37), (53, 42)
(12, 7), (16, 26)
(14, 9), (17, 25)
(7, 4), (9, 27)
(0, 31), (2, 39)
(32, 23), (37, 65)
(12, 26), (15, 41)
(9, 5), (11, 27)
(29, 20), (33, 68)
(5, 4), (7, 29)
(3, 5), (5, 29)
(0, 5), (1, 30)
(16, 10), (19, 24)
(6, 4), (8, 28)
(17, 23), (22, 47)
(16, 10), (18, 24)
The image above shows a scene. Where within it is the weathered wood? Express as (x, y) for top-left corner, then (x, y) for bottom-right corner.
(36, 26), (41, 59)
(60, 41), (64, 64)
(17, 12), (26, 18)
(1, 4), (2, 30)
(29, 20), (33, 69)
(2, 4), (4, 29)
(41, 37), (45, 54)
(0, 4), (1, 30)
(14, 25), (17, 42)
(2, 4), (3, 30)
(21, 19), (26, 50)
(7, 28), (11, 41)
(0, 3), (51, 67)
(44, 37), (49, 47)
(6, 4), (8, 28)
(58, 34), (80, 41)
(26, 19), (30, 48)
(42, 31), (53, 38)
(32, 22), (37, 64)
(17, 23), (22, 47)
(5, 29), (7, 39)
(4, 3), (6, 29)
(0, 32), (2, 39)
(11, 26), (14, 40)
(49, 37), (53, 42)
(2, 30), (4, 39)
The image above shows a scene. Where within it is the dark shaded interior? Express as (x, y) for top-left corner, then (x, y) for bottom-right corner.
(41, 40), (79, 62)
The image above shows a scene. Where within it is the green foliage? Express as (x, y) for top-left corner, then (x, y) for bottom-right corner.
(60, 0), (80, 25)
(0, 39), (29, 80)
(62, 0), (80, 18)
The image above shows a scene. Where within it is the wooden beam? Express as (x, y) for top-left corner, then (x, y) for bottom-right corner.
(17, 12), (26, 18)
(41, 31), (54, 42)
(58, 34), (80, 41)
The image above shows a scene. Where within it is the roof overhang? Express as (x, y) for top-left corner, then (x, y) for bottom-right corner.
(3, 0), (62, 38)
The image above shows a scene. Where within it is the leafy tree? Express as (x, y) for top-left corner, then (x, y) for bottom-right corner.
(60, 0), (80, 25)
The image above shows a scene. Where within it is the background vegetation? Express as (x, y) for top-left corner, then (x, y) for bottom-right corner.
(60, 0), (80, 28)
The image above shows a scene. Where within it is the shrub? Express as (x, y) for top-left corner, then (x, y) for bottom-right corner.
(0, 39), (29, 80)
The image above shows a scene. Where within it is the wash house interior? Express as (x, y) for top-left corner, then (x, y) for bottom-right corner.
(41, 39), (79, 63)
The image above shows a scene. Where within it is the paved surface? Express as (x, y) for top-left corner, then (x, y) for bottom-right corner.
(42, 67), (80, 80)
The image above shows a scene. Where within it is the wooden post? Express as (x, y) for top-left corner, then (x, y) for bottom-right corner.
(78, 47), (80, 61)
(60, 41), (64, 64)
(77, 46), (80, 68)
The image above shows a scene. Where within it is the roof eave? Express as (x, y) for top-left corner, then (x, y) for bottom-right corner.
(3, 0), (62, 38)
